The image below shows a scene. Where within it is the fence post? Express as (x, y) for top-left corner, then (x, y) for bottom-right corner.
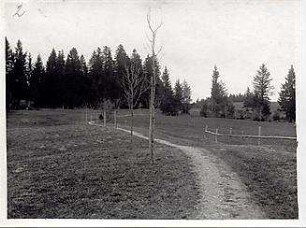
(215, 128), (218, 143)
(258, 126), (261, 145)
(229, 128), (232, 136)
(205, 125), (208, 132)
(104, 110), (107, 127)
(85, 107), (88, 123)
(114, 111), (117, 129)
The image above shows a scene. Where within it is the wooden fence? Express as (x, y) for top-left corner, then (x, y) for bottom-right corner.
(204, 124), (297, 145)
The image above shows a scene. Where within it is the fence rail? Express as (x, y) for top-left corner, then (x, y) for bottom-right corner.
(204, 124), (297, 145)
(85, 110), (297, 146)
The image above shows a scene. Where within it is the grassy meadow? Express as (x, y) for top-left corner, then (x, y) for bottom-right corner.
(7, 109), (199, 219)
(6, 108), (298, 219)
(114, 108), (298, 219)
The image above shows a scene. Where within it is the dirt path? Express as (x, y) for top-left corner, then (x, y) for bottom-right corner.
(90, 123), (265, 219)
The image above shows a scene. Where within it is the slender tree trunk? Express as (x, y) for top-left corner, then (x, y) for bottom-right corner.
(147, 12), (162, 161)
(149, 35), (156, 160)
(130, 105), (134, 144)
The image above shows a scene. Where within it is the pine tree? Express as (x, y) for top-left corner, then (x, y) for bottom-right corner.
(5, 38), (15, 110)
(243, 87), (253, 109)
(89, 48), (104, 107)
(210, 65), (227, 117)
(80, 55), (88, 77)
(80, 55), (90, 105)
(44, 49), (57, 107)
(161, 67), (171, 89)
(159, 67), (177, 115)
(12, 40), (29, 107)
(278, 65), (296, 122)
(174, 79), (183, 112)
(252, 64), (273, 120)
(64, 47), (83, 108)
(142, 55), (161, 108)
(29, 55), (45, 106)
(182, 80), (191, 114)
(55, 50), (65, 107)
(102, 46), (114, 101)
(114, 44), (130, 106)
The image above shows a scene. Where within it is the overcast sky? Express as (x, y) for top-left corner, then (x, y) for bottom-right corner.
(4, 0), (301, 101)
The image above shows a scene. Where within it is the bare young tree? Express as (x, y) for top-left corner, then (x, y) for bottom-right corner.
(146, 10), (162, 159)
(121, 54), (148, 143)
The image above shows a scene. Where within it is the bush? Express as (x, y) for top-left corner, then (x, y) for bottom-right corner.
(273, 111), (280, 121)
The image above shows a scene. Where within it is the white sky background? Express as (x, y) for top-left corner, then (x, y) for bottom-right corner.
(4, 0), (301, 102)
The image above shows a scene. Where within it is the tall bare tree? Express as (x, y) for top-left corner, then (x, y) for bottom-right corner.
(147, 10), (162, 159)
(121, 50), (148, 143)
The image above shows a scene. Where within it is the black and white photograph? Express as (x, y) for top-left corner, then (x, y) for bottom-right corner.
(1, 0), (306, 227)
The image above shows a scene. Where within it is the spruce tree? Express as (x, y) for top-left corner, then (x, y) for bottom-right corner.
(210, 65), (227, 117)
(102, 46), (115, 101)
(114, 44), (130, 106)
(12, 40), (28, 107)
(5, 38), (15, 110)
(252, 64), (273, 120)
(64, 47), (83, 108)
(44, 49), (57, 107)
(278, 65), (296, 122)
(29, 55), (45, 106)
(88, 48), (104, 107)
(159, 67), (176, 115)
(182, 80), (191, 114)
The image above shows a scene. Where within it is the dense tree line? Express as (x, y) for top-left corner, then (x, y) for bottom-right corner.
(5, 38), (191, 115)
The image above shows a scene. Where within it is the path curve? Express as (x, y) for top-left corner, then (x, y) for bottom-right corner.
(89, 122), (265, 219)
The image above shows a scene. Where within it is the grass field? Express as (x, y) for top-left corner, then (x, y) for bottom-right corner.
(7, 108), (298, 219)
(114, 109), (298, 219)
(7, 109), (199, 219)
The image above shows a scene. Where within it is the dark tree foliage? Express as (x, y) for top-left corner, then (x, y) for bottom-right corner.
(102, 46), (115, 101)
(29, 55), (45, 106)
(278, 65), (296, 122)
(181, 80), (191, 114)
(174, 79), (183, 112)
(56, 50), (66, 107)
(5, 38), (187, 113)
(5, 38), (15, 110)
(64, 47), (85, 108)
(252, 64), (273, 120)
(141, 55), (161, 109)
(88, 48), (104, 107)
(114, 44), (130, 106)
(228, 93), (246, 102)
(243, 87), (253, 109)
(11, 40), (29, 108)
(210, 65), (231, 117)
(159, 67), (177, 115)
(43, 49), (58, 107)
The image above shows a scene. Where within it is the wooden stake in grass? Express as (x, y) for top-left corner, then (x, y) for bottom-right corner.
(104, 110), (106, 127)
(215, 128), (218, 143)
(114, 110), (117, 129)
(85, 107), (88, 123)
(258, 126), (262, 145)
